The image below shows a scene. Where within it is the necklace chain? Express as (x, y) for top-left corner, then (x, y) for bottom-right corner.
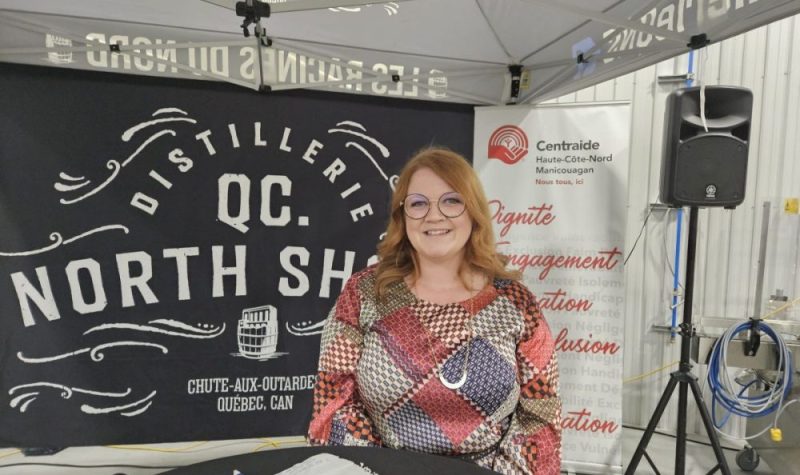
(421, 291), (477, 390)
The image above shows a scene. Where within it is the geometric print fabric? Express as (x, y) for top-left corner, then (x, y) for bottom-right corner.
(309, 266), (562, 475)
(442, 337), (516, 416)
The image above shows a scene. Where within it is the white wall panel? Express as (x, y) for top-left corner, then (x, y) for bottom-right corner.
(554, 14), (800, 439)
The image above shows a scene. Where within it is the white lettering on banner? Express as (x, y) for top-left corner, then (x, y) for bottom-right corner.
(162, 247), (200, 301)
(188, 378), (229, 394)
(129, 147), (196, 215)
(603, 0), (760, 57)
(217, 174), (251, 233)
(11, 246), (365, 326)
(232, 377), (259, 392)
(302, 140), (323, 164)
(65, 259), (107, 314)
(279, 246), (310, 297)
(323, 158), (347, 183)
(186, 123), (375, 229)
(260, 175), (292, 226)
(195, 130), (216, 155)
(211, 245), (247, 297)
(261, 376), (316, 391)
(11, 267), (61, 327)
(279, 127), (292, 152)
(116, 251), (159, 308)
(86, 34), (178, 73)
(131, 192), (159, 215)
(186, 375), (314, 413)
(80, 34), (446, 99)
(319, 249), (355, 298)
(217, 395), (264, 412)
(228, 123), (240, 148)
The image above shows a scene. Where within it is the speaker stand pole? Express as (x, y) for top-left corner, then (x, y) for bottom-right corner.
(625, 206), (731, 475)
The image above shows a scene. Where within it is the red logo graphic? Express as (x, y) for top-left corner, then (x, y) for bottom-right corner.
(488, 125), (529, 164)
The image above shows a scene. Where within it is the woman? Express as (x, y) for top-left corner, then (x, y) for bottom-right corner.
(308, 148), (561, 474)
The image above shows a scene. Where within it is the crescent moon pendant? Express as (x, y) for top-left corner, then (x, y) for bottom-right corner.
(440, 371), (467, 390)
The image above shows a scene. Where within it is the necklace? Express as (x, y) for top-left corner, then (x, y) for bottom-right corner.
(424, 293), (476, 391)
(439, 319), (471, 389)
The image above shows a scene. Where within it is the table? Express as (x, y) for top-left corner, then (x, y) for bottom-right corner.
(160, 446), (497, 475)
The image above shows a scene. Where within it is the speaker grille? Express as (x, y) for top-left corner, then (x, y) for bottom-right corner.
(673, 135), (747, 206)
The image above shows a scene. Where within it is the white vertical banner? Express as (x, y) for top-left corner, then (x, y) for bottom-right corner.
(474, 103), (630, 473)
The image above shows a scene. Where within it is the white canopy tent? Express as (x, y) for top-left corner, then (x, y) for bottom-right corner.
(2, 0), (800, 105)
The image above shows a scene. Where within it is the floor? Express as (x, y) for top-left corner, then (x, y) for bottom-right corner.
(621, 426), (777, 475)
(0, 428), (780, 474)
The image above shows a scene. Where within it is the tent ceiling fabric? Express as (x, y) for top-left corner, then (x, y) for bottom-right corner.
(1, 0), (800, 104)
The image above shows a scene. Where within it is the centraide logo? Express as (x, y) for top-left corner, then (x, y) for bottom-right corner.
(488, 125), (528, 164)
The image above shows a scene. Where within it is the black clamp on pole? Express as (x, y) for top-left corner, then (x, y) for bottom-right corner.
(507, 64), (523, 105)
(236, 0), (272, 92)
(744, 318), (762, 357)
(236, 0), (271, 42)
(687, 33), (711, 50)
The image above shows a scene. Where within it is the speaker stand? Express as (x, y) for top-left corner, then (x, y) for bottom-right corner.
(625, 206), (731, 475)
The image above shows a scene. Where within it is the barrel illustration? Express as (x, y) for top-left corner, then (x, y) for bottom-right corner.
(237, 305), (278, 359)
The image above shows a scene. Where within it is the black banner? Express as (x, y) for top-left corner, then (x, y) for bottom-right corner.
(0, 63), (473, 447)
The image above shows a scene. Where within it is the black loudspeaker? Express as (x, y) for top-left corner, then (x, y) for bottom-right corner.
(660, 86), (753, 208)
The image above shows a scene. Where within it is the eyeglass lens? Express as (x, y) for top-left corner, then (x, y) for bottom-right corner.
(403, 192), (466, 219)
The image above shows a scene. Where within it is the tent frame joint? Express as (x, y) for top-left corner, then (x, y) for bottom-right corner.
(237, 0), (271, 39)
(507, 64), (523, 105)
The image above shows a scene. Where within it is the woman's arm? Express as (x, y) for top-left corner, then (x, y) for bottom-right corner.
(307, 274), (382, 446)
(494, 287), (562, 474)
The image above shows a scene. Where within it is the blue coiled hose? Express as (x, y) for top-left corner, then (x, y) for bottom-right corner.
(706, 320), (793, 429)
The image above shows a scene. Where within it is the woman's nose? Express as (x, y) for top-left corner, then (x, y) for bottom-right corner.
(425, 203), (446, 221)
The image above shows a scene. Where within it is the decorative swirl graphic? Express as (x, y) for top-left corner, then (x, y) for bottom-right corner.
(53, 172), (89, 192)
(0, 224), (129, 257)
(9, 382), (153, 416)
(286, 320), (326, 336)
(54, 107), (197, 204)
(84, 319), (226, 338)
(328, 120), (397, 188)
(17, 319), (225, 364)
(57, 160), (122, 204)
(82, 390), (156, 417)
(17, 341), (168, 364)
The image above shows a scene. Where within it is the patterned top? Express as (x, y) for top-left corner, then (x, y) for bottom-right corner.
(308, 266), (561, 474)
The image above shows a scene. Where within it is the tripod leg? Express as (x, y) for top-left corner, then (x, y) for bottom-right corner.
(625, 375), (679, 474)
(676, 380), (688, 474)
(688, 377), (731, 475)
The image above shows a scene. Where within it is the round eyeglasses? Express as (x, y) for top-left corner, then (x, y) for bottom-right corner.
(401, 192), (467, 220)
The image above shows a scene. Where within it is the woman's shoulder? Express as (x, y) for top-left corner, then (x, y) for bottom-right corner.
(493, 277), (534, 298)
(342, 263), (379, 294)
(492, 278), (539, 311)
(353, 263), (378, 281)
